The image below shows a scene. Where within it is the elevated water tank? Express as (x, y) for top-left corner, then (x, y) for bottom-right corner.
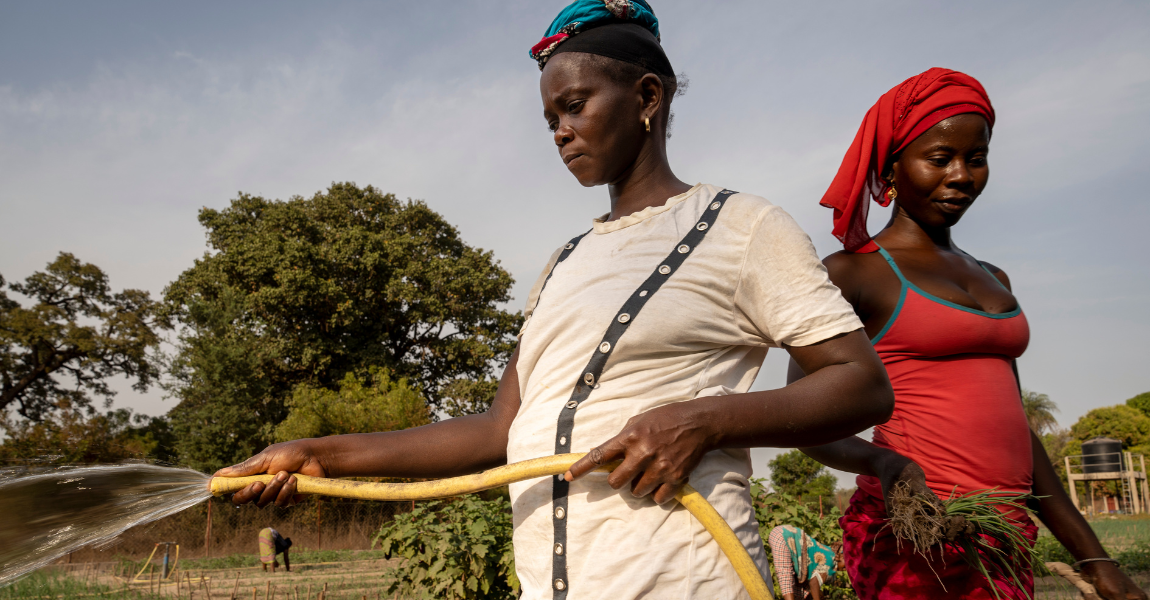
(1082, 437), (1124, 474)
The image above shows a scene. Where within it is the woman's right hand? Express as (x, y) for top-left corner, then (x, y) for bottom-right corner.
(877, 456), (970, 540)
(212, 439), (329, 508)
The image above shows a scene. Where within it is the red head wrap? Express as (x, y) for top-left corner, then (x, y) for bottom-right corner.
(819, 68), (995, 253)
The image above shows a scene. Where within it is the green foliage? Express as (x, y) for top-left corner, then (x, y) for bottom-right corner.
(750, 479), (855, 599)
(1114, 538), (1150, 573)
(1041, 428), (1074, 487)
(750, 479), (843, 547)
(1070, 405), (1150, 455)
(1127, 392), (1150, 419)
(162, 183), (521, 471)
(768, 449), (837, 500)
(374, 495), (518, 599)
(440, 377), (500, 418)
(0, 569), (165, 600)
(1033, 533), (1075, 566)
(275, 369), (430, 441)
(0, 253), (163, 422)
(1021, 389), (1059, 435)
(0, 404), (173, 463)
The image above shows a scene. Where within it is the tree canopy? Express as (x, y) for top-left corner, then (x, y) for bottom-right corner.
(768, 449), (837, 499)
(275, 369), (430, 442)
(0, 403), (172, 464)
(0, 253), (163, 422)
(1070, 405), (1150, 455)
(1126, 391), (1150, 419)
(162, 183), (521, 471)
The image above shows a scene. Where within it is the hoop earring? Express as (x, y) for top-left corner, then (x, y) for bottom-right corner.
(645, 117), (650, 133)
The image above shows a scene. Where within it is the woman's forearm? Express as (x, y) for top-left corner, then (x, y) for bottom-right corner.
(802, 436), (909, 478)
(312, 412), (510, 479)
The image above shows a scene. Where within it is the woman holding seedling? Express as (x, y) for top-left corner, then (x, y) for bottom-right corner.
(792, 68), (1146, 600)
(216, 1), (899, 598)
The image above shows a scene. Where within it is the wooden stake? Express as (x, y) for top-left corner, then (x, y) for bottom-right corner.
(231, 572), (241, 600)
(252, 586), (257, 600)
(316, 498), (323, 550)
(205, 499), (213, 551)
(266, 581), (272, 600)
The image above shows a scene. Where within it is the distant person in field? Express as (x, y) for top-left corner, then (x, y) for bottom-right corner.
(792, 68), (1147, 600)
(258, 527), (291, 572)
(213, 1), (900, 598)
(767, 525), (840, 600)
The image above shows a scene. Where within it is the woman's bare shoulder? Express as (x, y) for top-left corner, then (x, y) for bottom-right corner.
(978, 260), (1012, 291)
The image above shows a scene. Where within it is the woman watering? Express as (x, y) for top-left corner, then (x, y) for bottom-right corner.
(216, 2), (895, 598)
(792, 68), (1147, 600)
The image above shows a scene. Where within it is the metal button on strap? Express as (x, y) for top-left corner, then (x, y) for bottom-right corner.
(554, 543), (564, 555)
(639, 290), (648, 297)
(599, 341), (611, 353)
(618, 313), (630, 323)
(722, 190), (734, 194)
(555, 506), (565, 519)
(658, 265), (671, 275)
(555, 579), (566, 591)
(565, 400), (578, 409)
(678, 244), (690, 254)
(564, 243), (574, 249)
(559, 436), (567, 445)
(583, 372), (595, 385)
(710, 201), (721, 210)
(696, 222), (708, 231)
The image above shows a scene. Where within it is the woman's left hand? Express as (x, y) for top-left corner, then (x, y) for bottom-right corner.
(1083, 562), (1148, 600)
(564, 402), (718, 505)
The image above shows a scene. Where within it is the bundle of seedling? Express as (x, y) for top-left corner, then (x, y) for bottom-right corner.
(887, 480), (1038, 599)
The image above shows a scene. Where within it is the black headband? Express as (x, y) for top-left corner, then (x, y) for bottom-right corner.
(550, 23), (675, 79)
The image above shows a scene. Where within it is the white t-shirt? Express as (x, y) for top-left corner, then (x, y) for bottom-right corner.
(509, 183), (861, 600)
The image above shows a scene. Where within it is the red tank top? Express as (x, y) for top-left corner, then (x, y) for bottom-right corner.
(856, 247), (1033, 502)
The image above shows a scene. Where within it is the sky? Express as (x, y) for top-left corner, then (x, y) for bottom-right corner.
(1, 0), (1148, 485)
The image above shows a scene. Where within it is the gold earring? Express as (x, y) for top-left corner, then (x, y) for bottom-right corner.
(645, 117), (650, 133)
(886, 186), (898, 201)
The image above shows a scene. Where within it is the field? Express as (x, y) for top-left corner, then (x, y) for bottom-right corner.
(1, 550), (401, 600)
(5, 517), (1150, 599)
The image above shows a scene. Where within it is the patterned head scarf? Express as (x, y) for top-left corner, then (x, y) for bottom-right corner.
(819, 68), (995, 253)
(529, 0), (671, 77)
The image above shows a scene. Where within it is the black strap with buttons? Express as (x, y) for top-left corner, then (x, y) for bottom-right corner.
(542, 189), (736, 599)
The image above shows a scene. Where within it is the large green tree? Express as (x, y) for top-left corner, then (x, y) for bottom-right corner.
(0, 253), (163, 422)
(1070, 405), (1150, 455)
(768, 449), (837, 499)
(1126, 391), (1150, 418)
(163, 183), (521, 471)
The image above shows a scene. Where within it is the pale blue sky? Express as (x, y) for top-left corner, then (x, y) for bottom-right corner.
(1, 1), (1148, 484)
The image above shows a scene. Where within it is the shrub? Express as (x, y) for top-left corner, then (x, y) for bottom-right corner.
(374, 495), (517, 599)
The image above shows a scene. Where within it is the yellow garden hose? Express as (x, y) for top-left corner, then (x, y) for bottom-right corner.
(211, 452), (774, 600)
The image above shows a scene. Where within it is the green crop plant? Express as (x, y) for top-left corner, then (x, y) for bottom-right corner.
(374, 495), (518, 599)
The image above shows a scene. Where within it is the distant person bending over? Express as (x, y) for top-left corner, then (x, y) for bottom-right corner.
(792, 68), (1146, 600)
(211, 2), (896, 598)
(259, 527), (291, 573)
(767, 525), (840, 600)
